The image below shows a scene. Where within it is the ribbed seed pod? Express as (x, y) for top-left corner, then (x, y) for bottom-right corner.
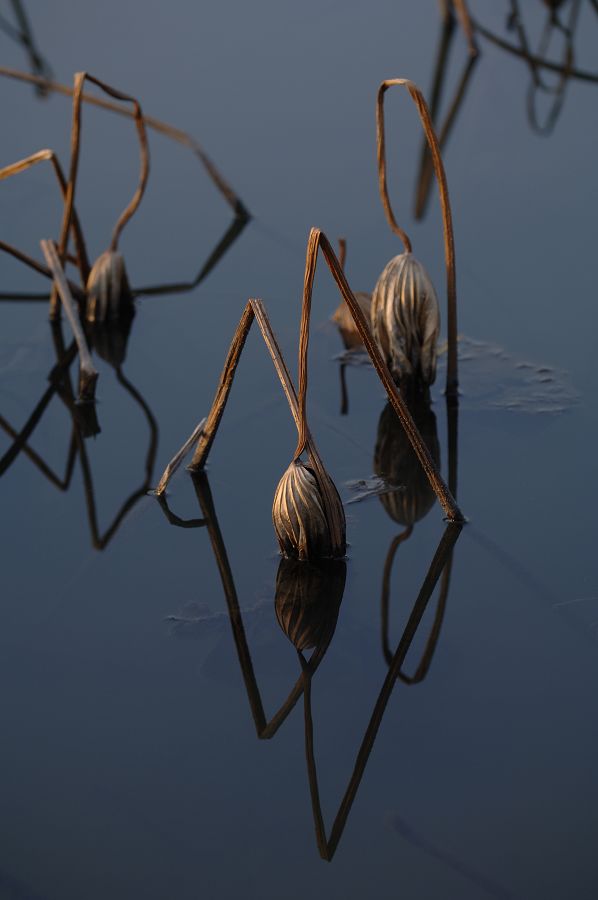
(90, 317), (133, 368)
(85, 250), (134, 323)
(272, 460), (346, 561)
(374, 397), (440, 526)
(275, 558), (346, 651)
(371, 253), (440, 384)
(333, 291), (372, 350)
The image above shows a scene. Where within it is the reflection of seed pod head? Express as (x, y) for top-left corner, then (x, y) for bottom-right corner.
(275, 557), (346, 651)
(85, 251), (134, 323)
(333, 291), (372, 350)
(371, 253), (440, 384)
(374, 398), (440, 526)
(90, 316), (134, 368)
(272, 460), (346, 560)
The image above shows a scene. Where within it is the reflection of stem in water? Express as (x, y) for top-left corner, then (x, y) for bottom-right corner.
(525, 0), (580, 135)
(0, 1), (53, 91)
(1, 213), (247, 305)
(184, 473), (333, 739)
(133, 215), (249, 298)
(414, 9), (479, 219)
(380, 390), (459, 677)
(75, 366), (158, 550)
(158, 474), (336, 737)
(472, 12), (598, 83)
(301, 522), (463, 861)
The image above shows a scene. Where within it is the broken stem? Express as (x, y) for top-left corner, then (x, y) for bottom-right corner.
(154, 417), (207, 496)
(40, 239), (98, 402)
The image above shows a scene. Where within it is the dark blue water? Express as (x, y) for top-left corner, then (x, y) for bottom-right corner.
(1, 2), (597, 897)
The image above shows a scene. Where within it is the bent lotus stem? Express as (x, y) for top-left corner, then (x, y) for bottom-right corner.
(296, 228), (463, 522)
(376, 78), (458, 398)
(0, 149), (90, 283)
(53, 71), (150, 319)
(0, 65), (250, 218)
(40, 239), (98, 402)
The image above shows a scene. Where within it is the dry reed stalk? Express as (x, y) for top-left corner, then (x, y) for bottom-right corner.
(0, 149), (90, 280)
(302, 521), (463, 861)
(296, 228), (463, 522)
(0, 65), (250, 217)
(40, 239), (98, 401)
(377, 79), (458, 397)
(154, 417), (207, 496)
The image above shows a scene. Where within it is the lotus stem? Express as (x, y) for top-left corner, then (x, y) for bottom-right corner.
(0, 65), (250, 217)
(296, 228), (463, 522)
(377, 79), (458, 397)
(154, 417), (207, 496)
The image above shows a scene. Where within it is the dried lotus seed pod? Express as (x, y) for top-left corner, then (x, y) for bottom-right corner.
(272, 460), (346, 561)
(333, 291), (372, 350)
(85, 250), (134, 323)
(275, 557), (346, 651)
(371, 253), (440, 385)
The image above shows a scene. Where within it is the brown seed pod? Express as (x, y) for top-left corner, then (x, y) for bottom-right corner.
(371, 253), (440, 385)
(272, 460), (346, 561)
(333, 291), (372, 350)
(85, 250), (134, 323)
(275, 557), (346, 651)
(374, 396), (440, 526)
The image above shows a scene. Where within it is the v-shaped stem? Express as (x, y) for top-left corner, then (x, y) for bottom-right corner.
(302, 521), (463, 861)
(377, 80), (458, 397)
(295, 228), (463, 522)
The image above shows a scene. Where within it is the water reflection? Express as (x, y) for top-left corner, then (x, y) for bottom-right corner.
(0, 318), (158, 549)
(301, 522), (462, 861)
(415, 0), (598, 216)
(0, 1), (52, 94)
(158, 465), (464, 860)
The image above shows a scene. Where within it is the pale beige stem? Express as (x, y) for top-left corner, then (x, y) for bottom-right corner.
(40, 239), (98, 401)
(154, 417), (207, 496)
(0, 65), (249, 217)
(377, 79), (458, 397)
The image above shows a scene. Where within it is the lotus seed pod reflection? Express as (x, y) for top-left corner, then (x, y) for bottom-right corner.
(333, 291), (372, 350)
(85, 250), (134, 323)
(272, 460), (346, 560)
(275, 557), (346, 650)
(374, 397), (440, 526)
(371, 253), (440, 384)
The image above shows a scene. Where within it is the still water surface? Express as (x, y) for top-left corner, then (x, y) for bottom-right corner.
(1, 2), (597, 898)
